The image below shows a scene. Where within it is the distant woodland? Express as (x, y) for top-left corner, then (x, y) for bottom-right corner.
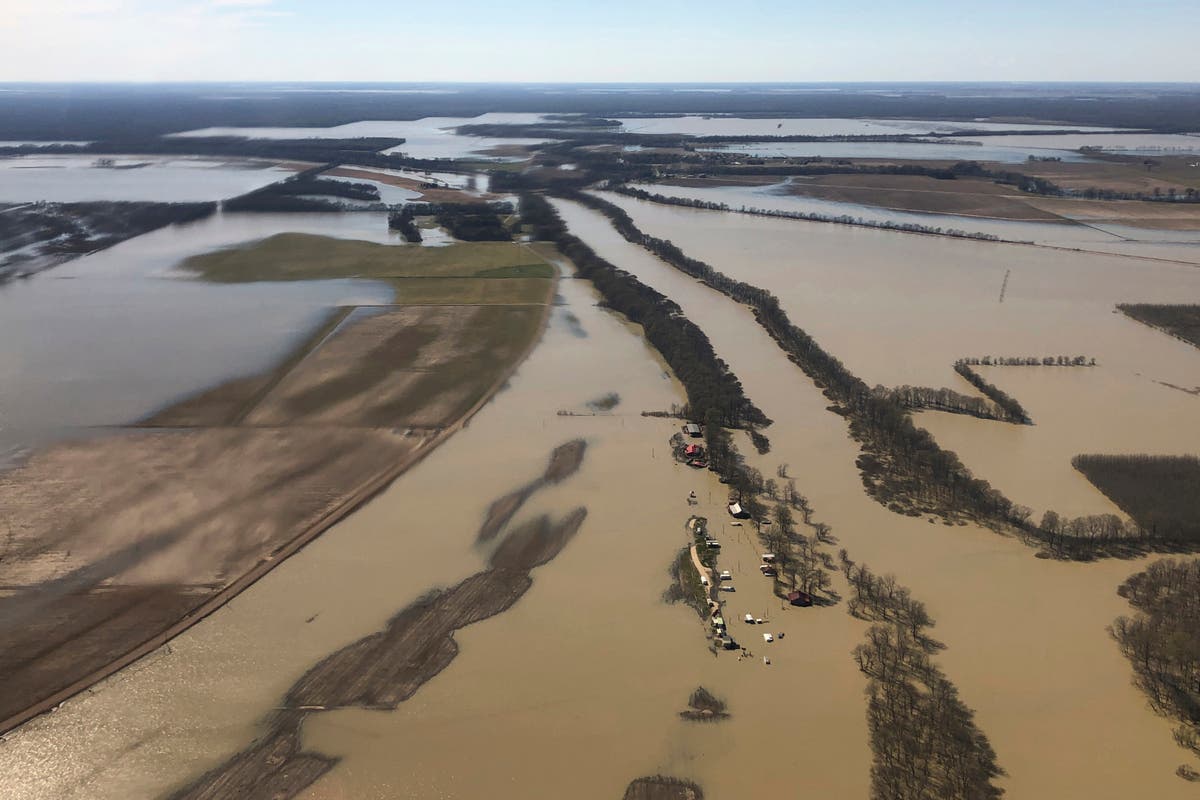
(4, 84), (1200, 140)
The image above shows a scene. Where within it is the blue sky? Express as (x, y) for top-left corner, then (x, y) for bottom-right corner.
(3, 0), (1197, 82)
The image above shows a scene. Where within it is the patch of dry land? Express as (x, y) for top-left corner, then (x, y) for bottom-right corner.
(783, 173), (1070, 221)
(0, 234), (555, 734)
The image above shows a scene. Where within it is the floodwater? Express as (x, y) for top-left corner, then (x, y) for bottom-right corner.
(2, 196), (1197, 799)
(944, 131), (1200, 153)
(0, 212), (397, 459)
(597, 191), (1200, 517)
(614, 116), (1121, 137)
(550, 198), (1198, 799)
(0, 249), (872, 800)
(169, 114), (556, 161)
(639, 180), (1200, 264)
(0, 155), (299, 202)
(701, 140), (1092, 163)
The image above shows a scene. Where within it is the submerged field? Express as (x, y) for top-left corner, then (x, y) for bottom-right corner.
(4, 93), (1200, 799)
(0, 233), (555, 734)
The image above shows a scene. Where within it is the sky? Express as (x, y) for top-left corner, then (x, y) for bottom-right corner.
(3, 0), (1198, 83)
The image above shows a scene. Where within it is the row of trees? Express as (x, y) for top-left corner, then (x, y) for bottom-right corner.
(957, 355), (1096, 367)
(519, 192), (769, 429)
(561, 189), (1031, 533)
(951, 363), (1032, 424)
(1111, 559), (1200, 770)
(607, 185), (1006, 242)
(572, 187), (1200, 558)
(844, 558), (1006, 800)
(875, 384), (1015, 424)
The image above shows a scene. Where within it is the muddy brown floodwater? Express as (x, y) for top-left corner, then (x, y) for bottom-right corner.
(3, 197), (1197, 798)
(2, 256), (831, 799)
(549, 198), (1196, 800)
(598, 191), (1200, 519)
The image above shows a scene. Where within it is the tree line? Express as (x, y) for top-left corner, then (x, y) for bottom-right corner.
(556, 188), (1031, 531)
(433, 202), (511, 241)
(843, 556), (1006, 800)
(875, 384), (1016, 424)
(951, 363), (1032, 424)
(1111, 558), (1200, 776)
(607, 185), (1007, 242)
(519, 192), (769, 429)
(224, 174), (384, 213)
(565, 188), (1200, 558)
(957, 355), (1096, 367)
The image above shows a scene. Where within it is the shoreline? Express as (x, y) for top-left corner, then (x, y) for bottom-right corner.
(0, 266), (558, 737)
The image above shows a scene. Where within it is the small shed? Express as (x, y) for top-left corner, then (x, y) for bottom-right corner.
(684, 423), (703, 438)
(728, 502), (749, 519)
(786, 590), (814, 607)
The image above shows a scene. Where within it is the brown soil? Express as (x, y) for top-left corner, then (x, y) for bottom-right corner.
(622, 777), (704, 800)
(785, 175), (1068, 221)
(476, 439), (587, 543)
(543, 438), (587, 482)
(0, 427), (422, 725)
(1025, 197), (1200, 229)
(1021, 155), (1200, 195)
(0, 272), (555, 735)
(488, 508), (588, 571)
(245, 305), (544, 429)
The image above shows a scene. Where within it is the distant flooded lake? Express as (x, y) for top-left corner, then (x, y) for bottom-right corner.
(701, 140), (1093, 163)
(0, 155), (299, 202)
(0, 212), (397, 460)
(614, 116), (1122, 137)
(170, 113), (556, 161)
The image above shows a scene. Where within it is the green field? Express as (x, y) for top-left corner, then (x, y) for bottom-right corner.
(182, 233), (552, 284)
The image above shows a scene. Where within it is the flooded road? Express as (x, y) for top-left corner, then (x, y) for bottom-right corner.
(599, 191), (1200, 517)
